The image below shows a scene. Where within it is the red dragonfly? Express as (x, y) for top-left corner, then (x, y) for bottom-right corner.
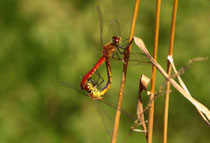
(62, 6), (150, 137)
(80, 6), (133, 100)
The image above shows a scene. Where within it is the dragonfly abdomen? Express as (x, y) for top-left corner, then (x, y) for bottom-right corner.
(81, 56), (106, 89)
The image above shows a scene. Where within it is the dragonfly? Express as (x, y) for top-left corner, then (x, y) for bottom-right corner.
(63, 7), (150, 138)
(80, 37), (132, 100)
(80, 6), (134, 100)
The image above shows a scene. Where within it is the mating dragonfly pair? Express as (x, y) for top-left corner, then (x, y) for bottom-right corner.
(80, 7), (148, 100)
(80, 35), (131, 100)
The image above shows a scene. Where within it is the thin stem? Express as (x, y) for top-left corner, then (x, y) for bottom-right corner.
(147, 0), (161, 143)
(163, 1), (178, 143)
(111, 0), (140, 143)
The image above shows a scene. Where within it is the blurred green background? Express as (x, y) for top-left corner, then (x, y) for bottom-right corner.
(0, 0), (209, 143)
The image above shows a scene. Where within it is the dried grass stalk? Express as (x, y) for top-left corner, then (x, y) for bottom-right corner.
(134, 37), (210, 125)
(111, 0), (141, 143)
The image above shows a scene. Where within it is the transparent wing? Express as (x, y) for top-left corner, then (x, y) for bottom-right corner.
(61, 80), (136, 138)
(95, 101), (114, 137)
(60, 80), (136, 120)
(96, 6), (104, 48)
(60, 81), (88, 97)
(128, 52), (151, 66)
(110, 52), (151, 66)
(105, 20), (121, 44)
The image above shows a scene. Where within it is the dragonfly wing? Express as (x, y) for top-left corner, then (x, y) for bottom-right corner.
(61, 80), (138, 138)
(110, 52), (150, 66)
(96, 6), (104, 48)
(61, 81), (114, 137)
(128, 52), (151, 66)
(105, 20), (121, 44)
(94, 101), (114, 137)
(60, 81), (88, 97)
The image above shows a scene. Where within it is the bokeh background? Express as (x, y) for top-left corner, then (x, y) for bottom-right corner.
(0, 0), (209, 143)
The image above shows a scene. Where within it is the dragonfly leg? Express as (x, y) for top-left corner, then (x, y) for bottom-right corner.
(112, 51), (126, 64)
(119, 43), (128, 50)
(119, 38), (134, 52)
(116, 47), (124, 54)
(87, 70), (104, 87)
(122, 38), (129, 43)
(93, 70), (100, 86)
(112, 51), (121, 60)
(118, 39), (129, 49)
(94, 69), (105, 87)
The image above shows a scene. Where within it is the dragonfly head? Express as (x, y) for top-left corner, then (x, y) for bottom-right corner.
(112, 36), (122, 46)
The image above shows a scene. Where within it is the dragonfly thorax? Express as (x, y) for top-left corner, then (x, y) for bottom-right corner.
(102, 36), (122, 58)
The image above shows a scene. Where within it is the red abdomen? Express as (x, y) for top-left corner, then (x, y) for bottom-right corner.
(81, 56), (106, 89)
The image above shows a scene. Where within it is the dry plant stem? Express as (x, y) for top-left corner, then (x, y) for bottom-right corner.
(147, 0), (161, 142)
(111, 0), (140, 143)
(134, 37), (210, 125)
(124, 56), (208, 143)
(163, 0), (178, 143)
(168, 56), (210, 125)
(125, 75), (151, 143)
(137, 75), (150, 137)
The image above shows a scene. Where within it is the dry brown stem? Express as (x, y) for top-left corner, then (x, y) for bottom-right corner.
(147, 0), (162, 142)
(111, 0), (141, 143)
(163, 0), (178, 143)
(134, 37), (210, 126)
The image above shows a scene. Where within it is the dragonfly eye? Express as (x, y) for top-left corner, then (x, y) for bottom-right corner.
(112, 36), (122, 45)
